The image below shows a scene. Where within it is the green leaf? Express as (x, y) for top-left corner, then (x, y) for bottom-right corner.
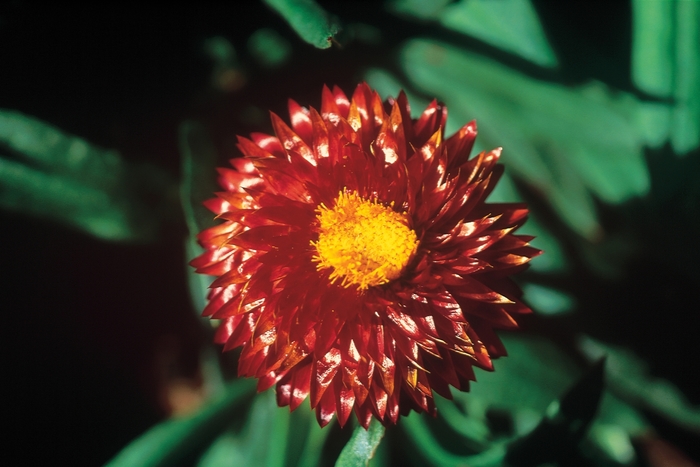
(631, 0), (675, 98)
(460, 336), (581, 428)
(335, 418), (386, 467)
(263, 0), (340, 49)
(438, 0), (557, 68)
(398, 40), (650, 239)
(105, 378), (257, 467)
(521, 283), (575, 316)
(387, 0), (453, 20)
(401, 413), (506, 467)
(0, 110), (121, 184)
(197, 394), (331, 467)
(388, 0), (557, 68)
(433, 396), (490, 448)
(248, 28), (293, 68)
(293, 404), (332, 467)
(179, 120), (219, 235)
(400, 336), (650, 466)
(179, 121), (220, 313)
(0, 110), (173, 242)
(400, 336), (580, 467)
(671, 0), (700, 153)
(632, 0), (700, 153)
(579, 335), (700, 434)
(504, 360), (606, 466)
(197, 391), (291, 467)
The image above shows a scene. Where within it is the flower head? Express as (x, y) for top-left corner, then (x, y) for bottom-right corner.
(191, 83), (541, 428)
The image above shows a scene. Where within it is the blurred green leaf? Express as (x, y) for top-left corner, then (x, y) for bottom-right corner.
(521, 283), (575, 316)
(0, 110), (121, 183)
(389, 0), (557, 68)
(263, 0), (340, 49)
(401, 412), (507, 467)
(579, 335), (700, 434)
(290, 405), (332, 467)
(397, 39), (650, 239)
(387, 0), (453, 20)
(203, 36), (237, 67)
(455, 336), (581, 439)
(433, 396), (490, 448)
(586, 422), (636, 465)
(0, 110), (173, 242)
(105, 378), (256, 467)
(574, 391), (648, 466)
(335, 419), (385, 467)
(438, 0), (557, 68)
(671, 0), (700, 153)
(505, 360), (605, 466)
(248, 28), (293, 68)
(631, 0), (675, 98)
(197, 391), (290, 467)
(197, 394), (331, 467)
(404, 336), (650, 466)
(180, 121), (219, 313)
(180, 120), (219, 235)
(400, 336), (581, 467)
(185, 236), (213, 315)
(632, 0), (700, 153)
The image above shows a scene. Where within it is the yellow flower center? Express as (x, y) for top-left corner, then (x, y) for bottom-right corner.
(312, 192), (418, 290)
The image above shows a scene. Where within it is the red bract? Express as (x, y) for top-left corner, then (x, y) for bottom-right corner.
(191, 83), (541, 428)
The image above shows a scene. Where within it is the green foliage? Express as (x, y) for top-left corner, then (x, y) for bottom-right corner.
(520, 283), (574, 316)
(109, 385), (337, 467)
(392, 0), (557, 68)
(249, 28), (293, 68)
(632, 0), (700, 153)
(180, 121), (220, 236)
(197, 392), (291, 467)
(579, 336), (700, 434)
(335, 419), (386, 467)
(180, 121), (219, 313)
(401, 337), (651, 466)
(264, 0), (340, 49)
(395, 39), (650, 239)
(0, 110), (174, 242)
(504, 360), (605, 466)
(105, 379), (257, 467)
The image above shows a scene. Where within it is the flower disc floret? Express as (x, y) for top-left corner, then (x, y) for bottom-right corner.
(312, 191), (418, 290)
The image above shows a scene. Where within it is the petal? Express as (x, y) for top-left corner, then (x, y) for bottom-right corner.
(251, 131), (285, 158)
(290, 361), (313, 410)
(412, 99), (447, 147)
(310, 347), (342, 408)
(288, 99), (313, 143)
(270, 111), (316, 166)
(335, 379), (355, 427)
(444, 120), (477, 169)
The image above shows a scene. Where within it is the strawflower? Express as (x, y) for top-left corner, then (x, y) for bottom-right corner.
(191, 83), (541, 428)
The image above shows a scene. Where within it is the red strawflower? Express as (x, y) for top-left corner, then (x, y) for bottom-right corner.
(191, 83), (541, 428)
